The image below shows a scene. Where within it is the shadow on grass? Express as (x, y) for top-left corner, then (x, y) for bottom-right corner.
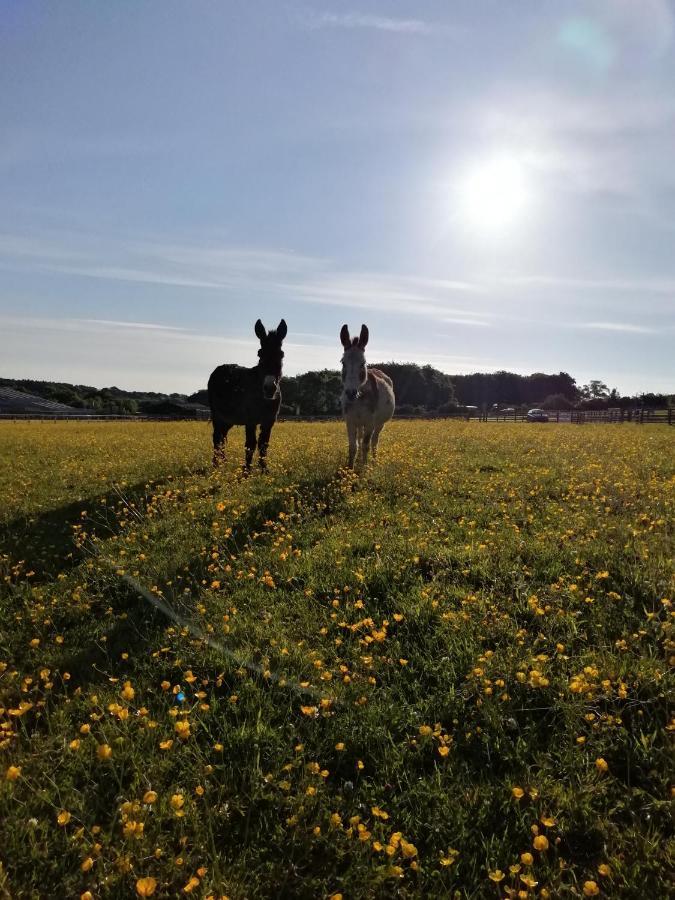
(0, 477), (180, 584)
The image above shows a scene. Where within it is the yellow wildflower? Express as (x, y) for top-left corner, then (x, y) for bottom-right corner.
(175, 720), (191, 740)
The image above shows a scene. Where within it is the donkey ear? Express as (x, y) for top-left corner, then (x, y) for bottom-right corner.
(340, 324), (351, 349)
(276, 319), (287, 341)
(254, 319), (267, 340)
(358, 324), (369, 348)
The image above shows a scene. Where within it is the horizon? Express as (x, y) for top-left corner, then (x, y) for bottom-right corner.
(3, 362), (671, 402)
(2, 2), (675, 395)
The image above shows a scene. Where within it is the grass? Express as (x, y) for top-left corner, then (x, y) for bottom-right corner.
(0, 419), (673, 899)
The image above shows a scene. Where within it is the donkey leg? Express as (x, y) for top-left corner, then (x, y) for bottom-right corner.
(212, 421), (231, 467)
(371, 424), (384, 461)
(244, 424), (257, 472)
(346, 419), (358, 468)
(361, 427), (373, 466)
(258, 422), (273, 471)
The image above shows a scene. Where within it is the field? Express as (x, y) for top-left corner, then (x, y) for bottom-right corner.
(0, 420), (673, 899)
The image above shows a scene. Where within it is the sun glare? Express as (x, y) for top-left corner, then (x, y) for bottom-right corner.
(459, 156), (530, 233)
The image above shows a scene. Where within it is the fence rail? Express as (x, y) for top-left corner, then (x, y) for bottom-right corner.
(478, 408), (673, 424)
(0, 409), (672, 424)
(0, 413), (210, 422)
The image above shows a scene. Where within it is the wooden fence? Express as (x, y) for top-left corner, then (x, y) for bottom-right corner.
(478, 408), (673, 425)
(0, 413), (210, 422)
(0, 409), (672, 424)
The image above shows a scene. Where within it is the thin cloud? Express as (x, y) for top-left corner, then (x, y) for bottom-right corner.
(441, 316), (490, 327)
(302, 11), (435, 35)
(579, 321), (657, 335)
(78, 319), (187, 332)
(0, 229), (489, 324)
(0, 128), (182, 170)
(498, 274), (675, 294)
(0, 313), (502, 390)
(44, 263), (225, 290)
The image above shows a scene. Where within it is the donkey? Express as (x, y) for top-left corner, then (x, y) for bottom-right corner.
(340, 323), (395, 468)
(208, 319), (287, 471)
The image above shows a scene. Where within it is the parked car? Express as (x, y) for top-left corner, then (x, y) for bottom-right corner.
(527, 408), (549, 422)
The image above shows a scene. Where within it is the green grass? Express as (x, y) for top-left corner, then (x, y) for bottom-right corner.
(1, 420), (673, 899)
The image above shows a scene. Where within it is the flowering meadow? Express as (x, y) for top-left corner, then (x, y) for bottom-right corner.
(0, 420), (673, 899)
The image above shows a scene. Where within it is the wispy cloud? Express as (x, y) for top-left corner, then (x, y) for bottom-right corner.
(0, 229), (489, 324)
(0, 129), (176, 170)
(477, 84), (675, 201)
(3, 229), (674, 347)
(45, 264), (225, 290)
(441, 316), (490, 327)
(294, 271), (486, 321)
(579, 321), (657, 335)
(0, 314), (502, 391)
(77, 319), (186, 332)
(300, 10), (436, 35)
(497, 274), (675, 295)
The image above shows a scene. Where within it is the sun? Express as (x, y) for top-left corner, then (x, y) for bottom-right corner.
(458, 155), (530, 232)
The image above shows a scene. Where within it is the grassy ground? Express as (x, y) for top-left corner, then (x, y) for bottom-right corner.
(0, 420), (673, 899)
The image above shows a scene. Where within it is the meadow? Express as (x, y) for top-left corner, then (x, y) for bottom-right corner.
(0, 420), (672, 899)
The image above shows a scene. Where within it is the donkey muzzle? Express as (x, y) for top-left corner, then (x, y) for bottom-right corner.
(262, 376), (279, 399)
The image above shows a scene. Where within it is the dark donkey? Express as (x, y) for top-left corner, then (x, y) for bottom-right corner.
(208, 319), (287, 471)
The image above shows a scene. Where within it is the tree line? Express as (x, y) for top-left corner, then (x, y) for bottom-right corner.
(1, 368), (672, 418)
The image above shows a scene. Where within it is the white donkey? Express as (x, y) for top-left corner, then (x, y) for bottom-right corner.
(340, 323), (395, 467)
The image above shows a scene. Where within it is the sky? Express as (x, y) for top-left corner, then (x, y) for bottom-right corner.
(1, 0), (674, 395)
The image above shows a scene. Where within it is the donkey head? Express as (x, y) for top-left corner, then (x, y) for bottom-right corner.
(255, 319), (287, 399)
(340, 323), (369, 402)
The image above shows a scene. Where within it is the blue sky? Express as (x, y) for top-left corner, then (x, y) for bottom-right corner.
(1, 1), (674, 394)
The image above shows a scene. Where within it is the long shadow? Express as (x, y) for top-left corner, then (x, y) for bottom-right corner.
(54, 576), (169, 683)
(146, 466), (354, 600)
(4, 467), (352, 708)
(0, 466), (210, 584)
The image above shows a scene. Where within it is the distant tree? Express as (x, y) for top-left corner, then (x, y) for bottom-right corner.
(188, 389), (209, 406)
(580, 380), (610, 400)
(436, 399), (460, 415)
(639, 392), (669, 407)
(375, 363), (455, 409)
(278, 370), (342, 415)
(452, 371), (577, 407)
(395, 404), (427, 417)
(541, 393), (573, 410)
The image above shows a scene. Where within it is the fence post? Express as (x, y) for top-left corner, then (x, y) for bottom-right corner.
(640, 408), (644, 424)
(669, 408), (673, 426)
